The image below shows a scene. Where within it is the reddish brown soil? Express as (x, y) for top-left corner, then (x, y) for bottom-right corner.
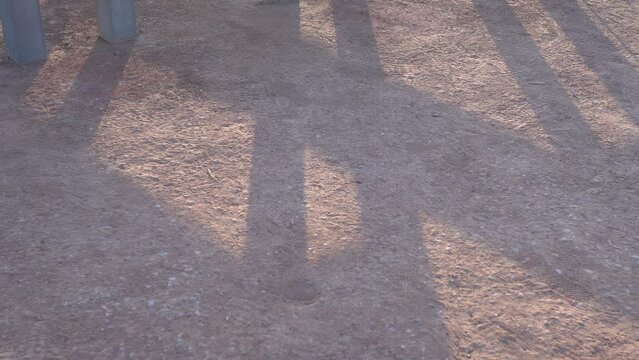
(2, 0), (639, 358)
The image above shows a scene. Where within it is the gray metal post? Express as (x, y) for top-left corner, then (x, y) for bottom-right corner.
(0, 0), (47, 64)
(96, 0), (137, 43)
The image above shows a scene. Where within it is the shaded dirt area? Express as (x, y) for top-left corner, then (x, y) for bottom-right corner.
(1, 0), (639, 358)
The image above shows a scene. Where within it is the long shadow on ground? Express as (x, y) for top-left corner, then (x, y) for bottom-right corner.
(2, 0), (639, 358)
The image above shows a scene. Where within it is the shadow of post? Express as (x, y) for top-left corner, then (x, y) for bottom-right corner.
(538, 0), (639, 124)
(41, 38), (133, 146)
(473, 0), (604, 154)
(243, 0), (311, 296)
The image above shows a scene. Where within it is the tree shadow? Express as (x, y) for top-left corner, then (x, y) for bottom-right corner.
(136, 0), (638, 356)
(255, 0), (639, 322)
(126, 0), (639, 343)
(240, 1), (450, 357)
(3, 0), (639, 357)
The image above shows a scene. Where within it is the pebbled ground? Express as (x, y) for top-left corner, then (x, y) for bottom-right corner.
(1, 0), (639, 358)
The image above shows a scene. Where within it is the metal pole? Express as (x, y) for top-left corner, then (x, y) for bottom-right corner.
(0, 0), (47, 64)
(96, 0), (137, 43)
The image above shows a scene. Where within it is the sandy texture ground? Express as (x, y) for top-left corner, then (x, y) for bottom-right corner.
(1, 0), (639, 358)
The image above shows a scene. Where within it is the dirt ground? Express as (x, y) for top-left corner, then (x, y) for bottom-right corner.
(1, 0), (639, 358)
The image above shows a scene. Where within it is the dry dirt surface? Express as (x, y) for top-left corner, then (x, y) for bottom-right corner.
(2, 0), (639, 359)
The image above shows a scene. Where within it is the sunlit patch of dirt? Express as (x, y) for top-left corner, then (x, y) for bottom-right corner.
(21, 13), (97, 120)
(576, 0), (639, 68)
(21, 48), (90, 120)
(509, 0), (639, 146)
(299, 0), (337, 55)
(303, 147), (361, 261)
(92, 57), (254, 257)
(368, 0), (552, 149)
(421, 216), (639, 359)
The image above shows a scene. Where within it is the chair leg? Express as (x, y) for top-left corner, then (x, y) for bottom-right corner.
(96, 0), (137, 44)
(0, 0), (47, 64)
